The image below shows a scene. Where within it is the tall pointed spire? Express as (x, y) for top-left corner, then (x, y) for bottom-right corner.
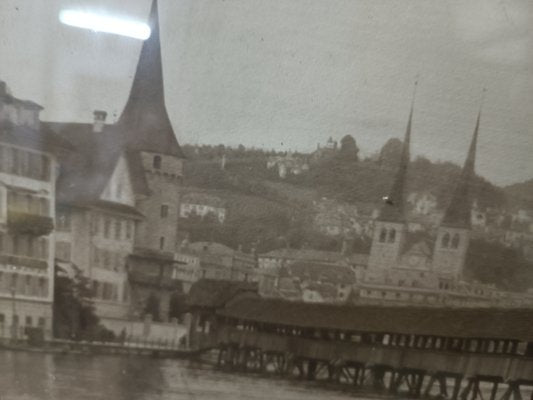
(117, 0), (184, 158)
(441, 109), (481, 228)
(378, 83), (416, 222)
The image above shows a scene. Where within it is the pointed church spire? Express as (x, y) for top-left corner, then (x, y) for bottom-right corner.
(378, 83), (416, 222)
(441, 108), (481, 228)
(117, 0), (184, 158)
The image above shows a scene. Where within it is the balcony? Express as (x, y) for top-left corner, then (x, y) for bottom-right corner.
(0, 253), (48, 270)
(7, 211), (54, 236)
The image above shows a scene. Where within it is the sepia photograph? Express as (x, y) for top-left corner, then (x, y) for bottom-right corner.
(0, 0), (532, 398)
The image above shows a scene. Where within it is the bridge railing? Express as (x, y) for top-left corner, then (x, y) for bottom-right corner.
(213, 327), (533, 381)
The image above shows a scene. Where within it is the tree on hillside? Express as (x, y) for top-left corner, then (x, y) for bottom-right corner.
(465, 239), (533, 291)
(378, 138), (403, 170)
(339, 135), (359, 161)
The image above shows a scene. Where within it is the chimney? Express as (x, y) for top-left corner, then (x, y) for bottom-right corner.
(0, 81), (7, 97)
(93, 110), (107, 133)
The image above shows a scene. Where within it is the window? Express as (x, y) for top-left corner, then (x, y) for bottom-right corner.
(379, 228), (387, 243)
(388, 228), (396, 243)
(115, 220), (122, 240)
(38, 317), (45, 327)
(104, 217), (111, 238)
(153, 155), (162, 169)
(159, 236), (165, 250)
(125, 221), (132, 239)
(25, 316), (32, 326)
(38, 278), (46, 296)
(103, 251), (110, 269)
(160, 205), (169, 218)
(441, 232), (450, 248)
(451, 233), (460, 249)
(0, 314), (4, 324)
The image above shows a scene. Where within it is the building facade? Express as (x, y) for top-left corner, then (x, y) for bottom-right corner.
(45, 0), (186, 323)
(0, 81), (69, 338)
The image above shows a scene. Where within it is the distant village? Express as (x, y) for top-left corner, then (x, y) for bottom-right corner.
(1, 0), (533, 345)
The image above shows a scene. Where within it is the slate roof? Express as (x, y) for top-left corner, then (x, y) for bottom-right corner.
(287, 261), (356, 285)
(186, 279), (259, 309)
(43, 122), (150, 206)
(0, 120), (73, 154)
(116, 0), (184, 158)
(219, 296), (533, 342)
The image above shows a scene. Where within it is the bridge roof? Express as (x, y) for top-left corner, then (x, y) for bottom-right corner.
(219, 297), (533, 342)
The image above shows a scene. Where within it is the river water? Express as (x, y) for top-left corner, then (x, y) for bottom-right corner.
(0, 350), (373, 400)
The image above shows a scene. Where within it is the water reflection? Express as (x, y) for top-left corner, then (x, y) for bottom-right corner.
(0, 351), (365, 400)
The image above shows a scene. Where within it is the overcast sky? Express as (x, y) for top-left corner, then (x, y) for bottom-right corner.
(0, 0), (531, 185)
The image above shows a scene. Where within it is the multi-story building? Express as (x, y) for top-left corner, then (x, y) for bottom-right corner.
(0, 80), (70, 338)
(44, 0), (185, 322)
(184, 241), (257, 282)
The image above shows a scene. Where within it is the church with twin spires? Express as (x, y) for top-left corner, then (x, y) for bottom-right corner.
(358, 96), (497, 306)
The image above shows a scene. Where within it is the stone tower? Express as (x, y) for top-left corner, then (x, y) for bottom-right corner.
(432, 111), (481, 280)
(366, 101), (413, 282)
(117, 0), (185, 254)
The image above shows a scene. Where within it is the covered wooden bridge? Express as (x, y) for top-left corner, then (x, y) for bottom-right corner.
(187, 283), (533, 400)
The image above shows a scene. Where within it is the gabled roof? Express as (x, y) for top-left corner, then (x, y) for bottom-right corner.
(43, 122), (150, 206)
(188, 242), (236, 256)
(288, 261), (356, 285)
(260, 248), (343, 264)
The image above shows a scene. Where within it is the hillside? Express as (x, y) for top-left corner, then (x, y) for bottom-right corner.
(504, 179), (533, 210)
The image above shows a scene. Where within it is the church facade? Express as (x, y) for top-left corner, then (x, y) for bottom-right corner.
(357, 102), (531, 307)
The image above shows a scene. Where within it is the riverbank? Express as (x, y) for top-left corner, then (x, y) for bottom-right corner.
(0, 338), (201, 359)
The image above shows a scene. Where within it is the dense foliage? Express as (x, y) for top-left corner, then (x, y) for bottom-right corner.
(465, 239), (533, 292)
(53, 269), (115, 341)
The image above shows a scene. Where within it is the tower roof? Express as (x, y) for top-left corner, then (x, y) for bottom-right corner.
(441, 111), (480, 228)
(117, 0), (184, 158)
(378, 101), (413, 223)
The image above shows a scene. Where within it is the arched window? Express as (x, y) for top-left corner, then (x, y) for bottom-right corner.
(451, 234), (460, 249)
(153, 155), (162, 170)
(441, 233), (450, 248)
(388, 228), (396, 243)
(379, 228), (387, 243)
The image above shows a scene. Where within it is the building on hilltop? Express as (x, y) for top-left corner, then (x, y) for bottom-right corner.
(0, 80), (71, 339)
(44, 0), (185, 323)
(179, 192), (226, 223)
(266, 153), (309, 179)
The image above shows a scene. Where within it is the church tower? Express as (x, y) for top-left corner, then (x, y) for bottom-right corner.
(432, 111), (481, 280)
(366, 99), (413, 281)
(117, 0), (185, 254)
